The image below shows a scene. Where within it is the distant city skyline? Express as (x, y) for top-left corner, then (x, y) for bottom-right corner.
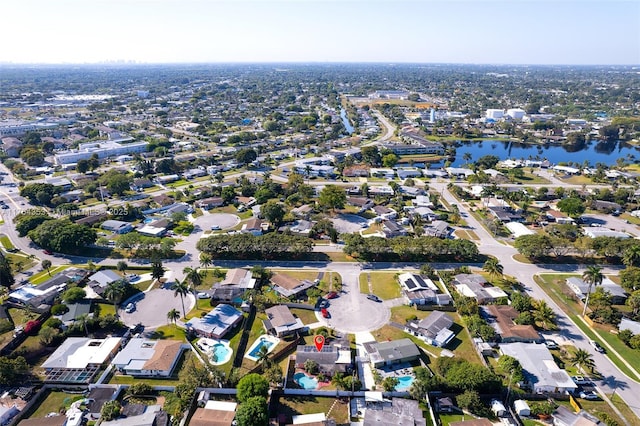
(2, 0), (639, 65)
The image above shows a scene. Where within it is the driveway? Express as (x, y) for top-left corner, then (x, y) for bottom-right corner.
(119, 288), (195, 330)
(331, 214), (368, 233)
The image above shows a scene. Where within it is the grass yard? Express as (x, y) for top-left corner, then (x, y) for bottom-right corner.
(185, 298), (214, 321)
(535, 274), (640, 379)
(29, 266), (71, 285)
(560, 174), (594, 185)
(270, 270), (319, 282)
(439, 413), (475, 426)
(95, 302), (116, 317)
(290, 308), (318, 326)
(271, 396), (349, 425)
(0, 235), (14, 250)
(8, 307), (38, 326)
(454, 229), (479, 240)
(149, 324), (187, 342)
(358, 272), (401, 300)
(29, 391), (85, 419)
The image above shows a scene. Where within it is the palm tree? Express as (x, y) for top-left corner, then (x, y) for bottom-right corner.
(582, 266), (604, 317)
(482, 258), (504, 280)
(199, 253), (212, 276)
(116, 261), (128, 273)
(533, 300), (557, 330)
(104, 280), (126, 318)
(183, 266), (203, 288)
(570, 348), (595, 373)
(255, 344), (271, 367)
(151, 259), (165, 283)
(172, 278), (190, 319)
(623, 245), (640, 267)
(167, 308), (180, 324)
(41, 259), (52, 276)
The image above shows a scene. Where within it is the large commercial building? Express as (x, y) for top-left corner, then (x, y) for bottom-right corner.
(54, 138), (148, 165)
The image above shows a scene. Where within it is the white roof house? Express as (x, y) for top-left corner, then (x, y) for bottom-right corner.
(43, 337), (122, 370)
(185, 304), (243, 339)
(505, 222), (535, 238)
(582, 227), (630, 239)
(499, 342), (577, 393)
(111, 338), (188, 377)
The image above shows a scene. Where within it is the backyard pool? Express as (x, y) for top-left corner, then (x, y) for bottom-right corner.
(395, 375), (415, 391)
(197, 338), (233, 365)
(244, 335), (279, 361)
(294, 372), (318, 390)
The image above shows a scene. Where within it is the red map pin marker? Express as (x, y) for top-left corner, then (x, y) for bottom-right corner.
(314, 335), (325, 352)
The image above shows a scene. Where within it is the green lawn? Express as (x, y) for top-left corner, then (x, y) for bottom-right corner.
(535, 273), (640, 379)
(8, 307), (38, 326)
(29, 391), (85, 419)
(150, 324), (187, 341)
(272, 396), (349, 425)
(29, 266), (71, 285)
(358, 272), (401, 299)
(439, 413), (474, 426)
(290, 308), (318, 326)
(0, 235), (14, 250)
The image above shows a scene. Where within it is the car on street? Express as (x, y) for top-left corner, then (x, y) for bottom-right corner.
(367, 294), (382, 302)
(127, 274), (140, 282)
(211, 225), (221, 230)
(42, 249), (53, 255)
(318, 299), (329, 309)
(0, 205), (8, 209)
(590, 340), (605, 353)
(572, 375), (590, 385)
(197, 292), (209, 299)
(579, 391), (600, 400)
(321, 308), (330, 318)
(124, 303), (136, 313)
(325, 291), (338, 299)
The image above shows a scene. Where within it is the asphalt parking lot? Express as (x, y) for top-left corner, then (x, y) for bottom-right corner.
(119, 288), (195, 329)
(331, 214), (369, 233)
(317, 292), (390, 333)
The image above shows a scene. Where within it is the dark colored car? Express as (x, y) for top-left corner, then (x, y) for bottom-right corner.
(42, 249), (53, 255)
(325, 291), (339, 299)
(367, 294), (382, 302)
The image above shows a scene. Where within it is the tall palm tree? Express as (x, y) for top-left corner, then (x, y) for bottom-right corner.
(183, 266), (203, 288)
(570, 348), (595, 373)
(172, 278), (190, 319)
(255, 344), (271, 367)
(41, 259), (52, 276)
(582, 266), (604, 317)
(533, 300), (557, 331)
(623, 245), (640, 267)
(199, 253), (212, 276)
(116, 261), (128, 273)
(104, 280), (126, 318)
(151, 259), (165, 283)
(167, 308), (180, 325)
(482, 258), (504, 280)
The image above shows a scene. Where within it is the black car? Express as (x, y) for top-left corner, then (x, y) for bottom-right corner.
(367, 294), (382, 302)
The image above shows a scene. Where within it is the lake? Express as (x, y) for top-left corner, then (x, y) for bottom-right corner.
(439, 140), (640, 167)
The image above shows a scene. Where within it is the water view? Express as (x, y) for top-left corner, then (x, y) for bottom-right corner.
(439, 140), (639, 168)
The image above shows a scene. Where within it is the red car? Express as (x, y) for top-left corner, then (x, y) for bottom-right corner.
(321, 308), (330, 318)
(325, 291), (338, 299)
(42, 249), (53, 255)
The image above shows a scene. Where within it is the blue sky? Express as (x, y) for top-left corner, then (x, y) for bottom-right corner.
(2, 0), (639, 65)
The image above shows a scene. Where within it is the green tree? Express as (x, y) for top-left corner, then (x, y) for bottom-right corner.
(116, 261), (128, 273)
(381, 376), (399, 392)
(41, 259), (52, 276)
(38, 326), (58, 346)
(620, 266), (640, 292)
(623, 245), (640, 267)
(172, 278), (190, 319)
(361, 146), (381, 166)
(76, 159), (90, 173)
(128, 382), (153, 396)
(570, 348), (595, 373)
(236, 373), (269, 403)
(318, 185), (346, 212)
(235, 148), (257, 164)
(235, 396), (268, 426)
(104, 280), (126, 317)
(582, 266), (604, 317)
(151, 259), (165, 282)
(482, 258), (503, 280)
(167, 308), (180, 324)
(456, 389), (485, 415)
(28, 219), (97, 254)
(0, 253), (13, 289)
(497, 355), (524, 382)
(382, 153), (399, 168)
(304, 359), (319, 375)
(183, 266), (203, 288)
(62, 287), (86, 304)
(100, 400), (121, 421)
(557, 197), (586, 218)
(627, 290), (640, 316)
(199, 252), (213, 272)
(533, 300), (557, 330)
(260, 200), (285, 226)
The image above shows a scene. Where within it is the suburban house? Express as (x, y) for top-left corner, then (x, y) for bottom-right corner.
(546, 210), (574, 224)
(413, 195), (434, 208)
(41, 337), (122, 383)
(185, 304), (243, 339)
(499, 342), (577, 394)
(196, 197), (224, 210)
(9, 267), (87, 312)
(295, 344), (352, 377)
(424, 220), (451, 238)
(481, 305), (542, 343)
(269, 273), (316, 298)
(364, 338), (420, 368)
(372, 205), (397, 220)
(582, 227), (630, 239)
(398, 273), (452, 306)
(101, 404), (165, 426)
(369, 168), (395, 179)
(263, 305), (305, 338)
(619, 318), (640, 335)
(381, 220), (407, 238)
(592, 200), (621, 213)
(347, 197), (374, 213)
(189, 401), (237, 426)
(362, 397), (427, 426)
(131, 178), (153, 191)
(288, 413), (336, 426)
(404, 311), (455, 347)
(453, 274), (508, 304)
(86, 269), (124, 297)
(111, 338), (188, 377)
(211, 268), (256, 302)
(242, 218), (265, 235)
(291, 204), (313, 218)
(565, 277), (628, 304)
(553, 406), (601, 426)
(58, 301), (92, 327)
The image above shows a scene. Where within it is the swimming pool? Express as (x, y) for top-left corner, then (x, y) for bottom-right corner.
(212, 344), (231, 363)
(244, 335), (279, 361)
(197, 338), (233, 365)
(395, 375), (415, 390)
(294, 372), (318, 390)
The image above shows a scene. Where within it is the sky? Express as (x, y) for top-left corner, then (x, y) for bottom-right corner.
(1, 0), (639, 65)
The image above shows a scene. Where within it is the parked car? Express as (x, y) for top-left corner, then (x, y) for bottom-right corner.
(367, 294), (382, 302)
(579, 391), (600, 400)
(318, 299), (329, 309)
(325, 291), (338, 300)
(590, 340), (605, 353)
(125, 303), (136, 313)
(197, 292), (209, 299)
(321, 308), (330, 318)
(42, 249), (53, 255)
(127, 274), (140, 282)
(544, 339), (559, 350)
(572, 375), (590, 385)
(211, 225), (221, 230)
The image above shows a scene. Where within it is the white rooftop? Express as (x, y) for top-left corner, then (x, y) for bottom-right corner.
(204, 400), (237, 412)
(292, 413), (327, 425)
(42, 337), (122, 369)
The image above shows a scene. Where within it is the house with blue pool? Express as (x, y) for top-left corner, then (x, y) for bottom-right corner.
(185, 304), (243, 339)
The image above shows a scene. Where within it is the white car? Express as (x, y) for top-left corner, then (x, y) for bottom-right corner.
(124, 303), (136, 313)
(197, 292), (209, 299)
(590, 340), (605, 353)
